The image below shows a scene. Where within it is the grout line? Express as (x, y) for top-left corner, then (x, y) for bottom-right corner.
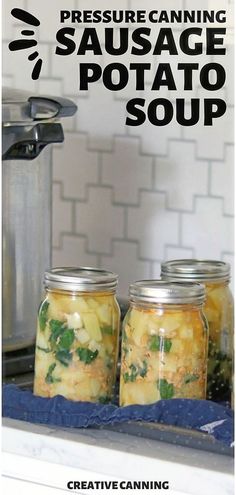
(179, 212), (183, 247)
(97, 151), (103, 185)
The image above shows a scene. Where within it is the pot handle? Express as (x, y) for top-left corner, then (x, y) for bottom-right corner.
(2, 122), (64, 160)
(28, 96), (77, 120)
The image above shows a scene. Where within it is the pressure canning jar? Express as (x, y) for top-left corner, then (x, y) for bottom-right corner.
(120, 281), (208, 406)
(161, 260), (234, 402)
(34, 267), (120, 403)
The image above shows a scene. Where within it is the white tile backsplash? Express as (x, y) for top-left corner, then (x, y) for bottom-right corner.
(52, 183), (73, 248)
(129, 88), (182, 156)
(2, 0), (234, 295)
(2, 39), (37, 92)
(26, 0), (76, 42)
(165, 246), (195, 261)
(182, 197), (234, 258)
(38, 78), (62, 97)
(211, 144), (234, 216)
(2, 0), (26, 40)
(127, 191), (179, 260)
(75, 186), (124, 254)
(183, 106), (234, 160)
(102, 137), (153, 204)
(53, 134), (99, 200)
(155, 141), (209, 211)
(76, 84), (126, 151)
(53, 235), (98, 267)
(130, 0), (183, 11)
(101, 241), (151, 296)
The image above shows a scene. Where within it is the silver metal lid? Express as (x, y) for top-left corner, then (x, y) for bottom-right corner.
(161, 259), (231, 282)
(129, 280), (205, 305)
(44, 267), (118, 292)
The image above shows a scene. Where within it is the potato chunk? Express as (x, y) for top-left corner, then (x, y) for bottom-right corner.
(120, 305), (208, 406)
(120, 382), (160, 406)
(82, 313), (102, 342)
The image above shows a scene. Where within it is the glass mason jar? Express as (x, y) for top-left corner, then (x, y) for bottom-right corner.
(34, 267), (120, 403)
(120, 281), (208, 407)
(161, 260), (234, 402)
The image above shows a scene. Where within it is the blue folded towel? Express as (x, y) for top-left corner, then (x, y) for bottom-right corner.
(2, 384), (234, 447)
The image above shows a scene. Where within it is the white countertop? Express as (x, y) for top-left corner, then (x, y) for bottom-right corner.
(2, 418), (234, 495)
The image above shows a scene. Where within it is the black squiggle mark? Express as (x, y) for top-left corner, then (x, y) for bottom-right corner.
(9, 39), (37, 51)
(32, 59), (43, 80)
(21, 30), (35, 36)
(9, 9), (43, 79)
(28, 51), (39, 61)
(11, 8), (40, 26)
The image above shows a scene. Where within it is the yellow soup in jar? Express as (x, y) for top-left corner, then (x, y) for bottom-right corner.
(34, 290), (120, 403)
(120, 305), (208, 406)
(160, 260), (234, 402)
(204, 282), (233, 400)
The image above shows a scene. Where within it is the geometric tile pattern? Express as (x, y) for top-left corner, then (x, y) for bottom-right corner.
(155, 141), (209, 211)
(102, 137), (153, 204)
(52, 183), (73, 249)
(53, 134), (99, 200)
(101, 241), (151, 296)
(127, 191), (179, 260)
(75, 186), (124, 254)
(211, 144), (234, 216)
(3, 0), (234, 295)
(182, 197), (234, 259)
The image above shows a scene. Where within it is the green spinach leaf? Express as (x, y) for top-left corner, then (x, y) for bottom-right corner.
(123, 363), (138, 383)
(105, 354), (113, 370)
(49, 319), (66, 348)
(58, 328), (75, 350)
(45, 363), (61, 384)
(139, 360), (148, 378)
(149, 335), (160, 351)
(36, 345), (51, 353)
(149, 335), (172, 353)
(162, 338), (172, 353)
(39, 301), (49, 332)
(123, 372), (132, 383)
(122, 346), (129, 356)
(98, 396), (110, 404)
(55, 349), (73, 367)
(101, 325), (113, 335)
(159, 378), (174, 399)
(123, 360), (148, 383)
(76, 347), (99, 364)
(184, 374), (199, 384)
